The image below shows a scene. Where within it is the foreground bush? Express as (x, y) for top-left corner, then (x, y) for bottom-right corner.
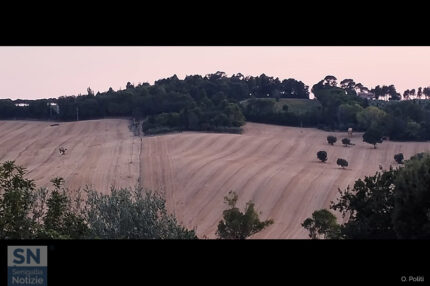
(393, 153), (430, 239)
(216, 191), (273, 239)
(85, 187), (197, 239)
(0, 161), (38, 239)
(303, 152), (430, 239)
(0, 162), (88, 239)
(302, 209), (340, 239)
(0, 161), (196, 239)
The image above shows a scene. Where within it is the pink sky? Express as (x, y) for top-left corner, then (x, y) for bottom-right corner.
(0, 46), (429, 100)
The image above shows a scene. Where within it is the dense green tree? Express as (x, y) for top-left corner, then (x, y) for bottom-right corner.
(0, 162), (87, 239)
(224, 102), (246, 126)
(245, 98), (275, 116)
(392, 153), (430, 239)
(341, 138), (351, 147)
(306, 152), (430, 239)
(417, 87), (423, 99)
(317, 151), (328, 163)
(331, 167), (399, 239)
(40, 178), (89, 239)
(354, 83), (364, 93)
(371, 85), (400, 101)
(423, 87), (430, 100)
(3, 72), (430, 141)
(363, 127), (383, 149)
(337, 103), (363, 129)
(0, 160), (197, 239)
(340, 79), (355, 90)
(126, 82), (134, 89)
(78, 98), (100, 120)
(0, 99), (17, 119)
(356, 106), (387, 131)
(311, 77), (368, 129)
(323, 75), (337, 87)
(403, 89), (410, 100)
(382, 100), (423, 124)
(302, 209), (341, 239)
(28, 100), (50, 119)
(85, 187), (196, 239)
(279, 78), (309, 98)
(0, 161), (37, 239)
(216, 191), (273, 239)
(336, 158), (348, 169)
(388, 87), (401, 101)
(375, 100), (430, 141)
(327, 135), (337, 145)
(405, 120), (422, 139)
(340, 79), (357, 96)
(371, 85), (383, 100)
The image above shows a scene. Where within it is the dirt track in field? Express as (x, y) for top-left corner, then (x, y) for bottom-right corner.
(1, 119), (429, 238)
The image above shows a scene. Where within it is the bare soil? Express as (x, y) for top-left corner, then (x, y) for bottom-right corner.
(1, 119), (429, 238)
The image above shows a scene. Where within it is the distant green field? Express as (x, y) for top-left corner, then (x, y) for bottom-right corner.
(241, 98), (322, 115)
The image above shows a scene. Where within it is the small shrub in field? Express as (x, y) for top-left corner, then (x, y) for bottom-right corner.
(327, 135), (337, 145)
(317, 151), (328, 163)
(337, 158), (348, 169)
(341, 138), (351, 147)
(216, 191), (273, 239)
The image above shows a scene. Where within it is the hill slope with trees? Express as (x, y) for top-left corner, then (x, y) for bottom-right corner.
(1, 118), (429, 238)
(303, 152), (430, 239)
(0, 72), (309, 135)
(1, 72), (429, 141)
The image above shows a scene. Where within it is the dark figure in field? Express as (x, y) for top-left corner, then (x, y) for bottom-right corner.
(394, 153), (404, 164)
(59, 147), (67, 155)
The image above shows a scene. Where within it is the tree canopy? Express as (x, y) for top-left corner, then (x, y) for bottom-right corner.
(2, 73), (430, 141)
(0, 161), (196, 239)
(304, 152), (430, 239)
(317, 151), (328, 163)
(216, 191), (273, 239)
(302, 209), (341, 239)
(363, 127), (383, 148)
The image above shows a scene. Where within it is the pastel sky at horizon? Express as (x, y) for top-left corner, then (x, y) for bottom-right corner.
(0, 46), (429, 100)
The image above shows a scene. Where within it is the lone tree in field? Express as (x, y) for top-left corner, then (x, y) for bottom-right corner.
(216, 191), (273, 239)
(337, 158), (348, 169)
(341, 138), (351, 147)
(317, 151), (328, 163)
(302, 209), (341, 239)
(363, 128), (383, 149)
(394, 153), (404, 164)
(327, 135), (337, 145)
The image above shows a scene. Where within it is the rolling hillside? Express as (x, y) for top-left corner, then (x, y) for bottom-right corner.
(1, 119), (429, 238)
